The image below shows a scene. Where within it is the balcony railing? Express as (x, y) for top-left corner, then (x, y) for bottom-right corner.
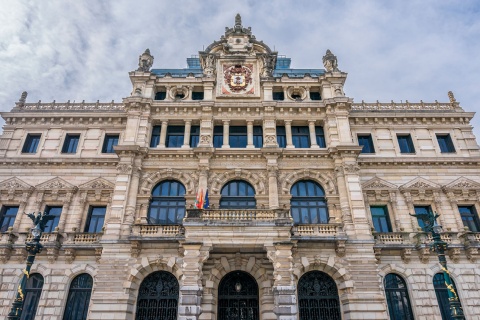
(185, 208), (291, 222)
(131, 225), (184, 237)
(292, 224), (341, 237)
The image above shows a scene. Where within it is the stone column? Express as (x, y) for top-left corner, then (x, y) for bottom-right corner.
(58, 191), (75, 232)
(222, 120), (230, 148)
(308, 120), (319, 148)
(284, 120), (294, 149)
(247, 121), (254, 148)
(266, 242), (297, 320)
(304, 87), (311, 101)
(446, 191), (466, 232)
(158, 120), (168, 148)
(267, 165), (279, 209)
(334, 164), (354, 233)
(182, 120), (192, 148)
(122, 165), (141, 234)
(178, 243), (210, 320)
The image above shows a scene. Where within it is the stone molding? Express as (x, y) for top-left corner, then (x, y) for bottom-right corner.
(139, 169), (197, 195)
(279, 169), (337, 196)
(209, 169), (266, 195)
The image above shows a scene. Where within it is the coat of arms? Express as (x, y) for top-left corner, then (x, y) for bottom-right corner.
(223, 64), (253, 93)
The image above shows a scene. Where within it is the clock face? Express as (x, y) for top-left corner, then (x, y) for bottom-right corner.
(221, 64), (254, 95)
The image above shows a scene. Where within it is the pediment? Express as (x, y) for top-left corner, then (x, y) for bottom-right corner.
(78, 178), (114, 190)
(36, 177), (76, 191)
(400, 177), (441, 191)
(362, 177), (398, 190)
(0, 177), (33, 192)
(443, 177), (480, 191)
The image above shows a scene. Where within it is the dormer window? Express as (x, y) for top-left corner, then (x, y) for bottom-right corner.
(273, 92), (284, 101)
(310, 92), (321, 100)
(155, 91), (166, 100)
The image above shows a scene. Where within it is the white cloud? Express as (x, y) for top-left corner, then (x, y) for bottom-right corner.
(0, 0), (479, 139)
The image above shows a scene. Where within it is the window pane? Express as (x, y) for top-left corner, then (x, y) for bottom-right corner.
(290, 181), (329, 224)
(62, 134), (80, 153)
(397, 135), (415, 153)
(85, 206), (106, 233)
(433, 273), (462, 320)
(384, 274), (414, 320)
(276, 126), (286, 148)
(458, 205), (480, 232)
(213, 126), (223, 148)
(148, 181), (186, 224)
(150, 126), (161, 147)
(44, 206), (62, 232)
(0, 206), (18, 232)
(63, 274), (93, 320)
(370, 206), (392, 232)
(437, 134), (455, 153)
(414, 206), (431, 230)
(220, 180), (256, 209)
(358, 135), (375, 153)
(190, 126), (200, 147)
(102, 134), (119, 153)
(292, 126), (310, 148)
(20, 274), (44, 320)
(22, 134), (41, 153)
(315, 126), (326, 148)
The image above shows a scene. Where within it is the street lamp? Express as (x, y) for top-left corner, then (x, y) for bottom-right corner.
(410, 210), (465, 319)
(7, 211), (55, 320)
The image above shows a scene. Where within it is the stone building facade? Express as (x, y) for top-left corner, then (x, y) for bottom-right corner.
(0, 15), (479, 320)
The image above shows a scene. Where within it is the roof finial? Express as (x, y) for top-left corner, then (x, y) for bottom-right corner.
(448, 91), (456, 104)
(235, 13), (242, 28)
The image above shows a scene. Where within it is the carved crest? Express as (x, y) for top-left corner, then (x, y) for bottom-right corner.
(0, 177), (33, 192)
(443, 177), (480, 191)
(36, 177), (76, 191)
(79, 178), (115, 191)
(362, 177), (398, 191)
(223, 64), (253, 93)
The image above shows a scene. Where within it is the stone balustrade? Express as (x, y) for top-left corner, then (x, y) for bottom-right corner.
(15, 100), (125, 112)
(351, 100), (455, 111)
(185, 208), (291, 222)
(131, 225), (184, 237)
(292, 224), (341, 237)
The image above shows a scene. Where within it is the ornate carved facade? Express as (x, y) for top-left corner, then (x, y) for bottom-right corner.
(0, 15), (479, 319)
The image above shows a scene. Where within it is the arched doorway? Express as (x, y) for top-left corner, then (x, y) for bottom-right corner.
(298, 271), (341, 320)
(135, 271), (179, 320)
(218, 271), (259, 320)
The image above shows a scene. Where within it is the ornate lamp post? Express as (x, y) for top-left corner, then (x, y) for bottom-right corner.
(410, 210), (465, 319)
(7, 211), (55, 320)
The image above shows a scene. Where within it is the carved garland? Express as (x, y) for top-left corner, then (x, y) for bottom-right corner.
(139, 169), (197, 195)
(279, 170), (337, 196)
(209, 169), (266, 195)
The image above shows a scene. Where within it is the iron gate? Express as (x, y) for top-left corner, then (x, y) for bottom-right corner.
(218, 271), (259, 320)
(135, 271), (178, 320)
(298, 271), (341, 320)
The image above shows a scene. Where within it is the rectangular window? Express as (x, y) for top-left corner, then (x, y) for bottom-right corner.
(397, 134), (415, 153)
(370, 206), (392, 232)
(166, 126), (185, 147)
(436, 134), (455, 153)
(102, 134), (119, 153)
(154, 91), (166, 100)
(272, 92), (284, 101)
(0, 206), (18, 232)
(292, 126), (310, 148)
(310, 92), (321, 100)
(315, 126), (326, 148)
(358, 134), (375, 153)
(44, 206), (62, 233)
(276, 126), (286, 148)
(85, 206), (106, 233)
(458, 205), (480, 232)
(192, 92), (204, 100)
(150, 126), (161, 147)
(414, 205), (432, 230)
(190, 126), (200, 147)
(253, 126), (263, 148)
(213, 126), (224, 148)
(22, 134), (41, 153)
(61, 134), (80, 153)
(229, 126), (247, 148)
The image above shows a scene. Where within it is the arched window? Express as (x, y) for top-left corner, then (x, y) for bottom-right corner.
(20, 273), (44, 320)
(220, 180), (256, 209)
(148, 180), (186, 224)
(218, 271), (259, 320)
(297, 271), (341, 320)
(136, 271), (179, 320)
(384, 273), (414, 320)
(63, 273), (93, 320)
(433, 273), (463, 320)
(290, 180), (329, 224)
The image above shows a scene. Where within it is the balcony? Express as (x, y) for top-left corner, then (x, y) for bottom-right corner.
(291, 224), (343, 239)
(130, 225), (184, 240)
(184, 208), (292, 226)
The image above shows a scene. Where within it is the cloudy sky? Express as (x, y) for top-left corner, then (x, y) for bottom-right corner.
(1, 0), (479, 139)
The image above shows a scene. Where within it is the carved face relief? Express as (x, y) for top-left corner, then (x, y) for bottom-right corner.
(221, 64), (254, 95)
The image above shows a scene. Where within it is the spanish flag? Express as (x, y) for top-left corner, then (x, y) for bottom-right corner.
(194, 189), (204, 209)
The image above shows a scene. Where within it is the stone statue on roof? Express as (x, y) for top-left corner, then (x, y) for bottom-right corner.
(202, 54), (216, 78)
(322, 49), (339, 72)
(261, 54), (276, 77)
(137, 49), (154, 72)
